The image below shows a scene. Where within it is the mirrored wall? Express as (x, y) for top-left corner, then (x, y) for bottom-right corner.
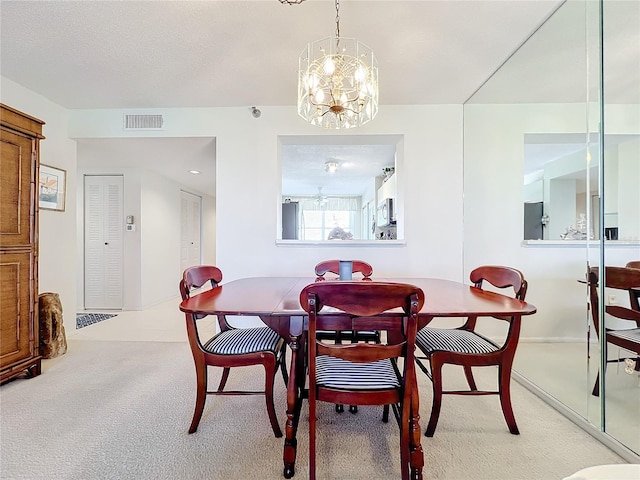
(463, 0), (639, 458)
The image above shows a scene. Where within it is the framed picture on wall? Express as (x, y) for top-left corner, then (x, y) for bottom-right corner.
(39, 164), (66, 211)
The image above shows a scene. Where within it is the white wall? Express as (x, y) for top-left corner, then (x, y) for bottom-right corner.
(140, 171), (181, 306)
(1, 77), (77, 332)
(3, 74), (637, 344)
(617, 138), (640, 241)
(68, 105), (466, 284)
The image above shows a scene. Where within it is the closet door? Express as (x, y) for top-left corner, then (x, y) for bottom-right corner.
(180, 191), (202, 274)
(84, 175), (124, 310)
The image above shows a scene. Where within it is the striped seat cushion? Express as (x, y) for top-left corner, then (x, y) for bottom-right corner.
(315, 356), (399, 390)
(608, 328), (640, 345)
(416, 327), (498, 355)
(203, 327), (281, 355)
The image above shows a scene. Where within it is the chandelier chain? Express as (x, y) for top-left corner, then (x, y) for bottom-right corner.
(335, 0), (340, 40)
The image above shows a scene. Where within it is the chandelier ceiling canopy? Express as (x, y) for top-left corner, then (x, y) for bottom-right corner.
(297, 0), (379, 129)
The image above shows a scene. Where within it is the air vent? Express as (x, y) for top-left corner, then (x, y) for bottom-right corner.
(123, 114), (164, 130)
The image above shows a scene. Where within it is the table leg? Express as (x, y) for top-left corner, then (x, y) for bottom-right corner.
(283, 330), (307, 478)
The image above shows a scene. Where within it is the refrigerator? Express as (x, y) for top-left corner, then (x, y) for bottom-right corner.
(282, 202), (299, 240)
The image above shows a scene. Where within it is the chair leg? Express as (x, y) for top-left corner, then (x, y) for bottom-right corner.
(498, 365), (519, 435)
(189, 361), (207, 434)
(309, 392), (317, 480)
(382, 404), (390, 423)
(400, 404), (410, 480)
(591, 371), (600, 397)
(264, 360), (283, 438)
(463, 365), (477, 391)
(425, 358), (443, 437)
(217, 367), (231, 391)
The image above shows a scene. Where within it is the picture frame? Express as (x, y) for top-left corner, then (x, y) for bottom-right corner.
(39, 164), (66, 211)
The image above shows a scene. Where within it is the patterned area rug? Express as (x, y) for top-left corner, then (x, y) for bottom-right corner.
(76, 313), (117, 329)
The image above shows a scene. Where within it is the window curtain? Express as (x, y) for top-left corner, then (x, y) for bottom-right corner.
(286, 196), (359, 212)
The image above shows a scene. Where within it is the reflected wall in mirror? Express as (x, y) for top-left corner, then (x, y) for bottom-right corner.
(463, 0), (639, 459)
(279, 134), (403, 241)
(523, 133), (639, 241)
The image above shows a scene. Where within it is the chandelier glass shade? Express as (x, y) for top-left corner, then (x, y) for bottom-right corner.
(297, 36), (378, 129)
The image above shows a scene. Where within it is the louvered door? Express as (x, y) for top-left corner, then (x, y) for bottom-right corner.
(84, 175), (124, 310)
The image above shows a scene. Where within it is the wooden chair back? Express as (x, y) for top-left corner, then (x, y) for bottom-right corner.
(589, 266), (640, 332)
(625, 261), (640, 309)
(465, 265), (527, 329)
(314, 259), (373, 278)
(180, 265), (223, 321)
(300, 281), (424, 394)
(180, 265), (223, 300)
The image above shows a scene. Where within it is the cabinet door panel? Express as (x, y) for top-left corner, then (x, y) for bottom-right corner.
(0, 128), (35, 247)
(0, 251), (35, 367)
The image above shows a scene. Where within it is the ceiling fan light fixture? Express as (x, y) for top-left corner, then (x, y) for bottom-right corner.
(325, 161), (339, 173)
(297, 0), (378, 129)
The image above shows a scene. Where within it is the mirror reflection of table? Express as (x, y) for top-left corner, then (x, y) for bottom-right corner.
(180, 276), (537, 478)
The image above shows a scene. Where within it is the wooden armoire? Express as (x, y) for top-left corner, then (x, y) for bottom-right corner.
(0, 104), (45, 383)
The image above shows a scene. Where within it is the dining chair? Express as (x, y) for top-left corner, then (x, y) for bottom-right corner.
(300, 280), (425, 480)
(415, 265), (528, 437)
(179, 265), (288, 437)
(588, 266), (640, 396)
(314, 259), (379, 345)
(314, 259), (378, 414)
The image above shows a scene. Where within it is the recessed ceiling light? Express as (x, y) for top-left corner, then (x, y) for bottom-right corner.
(189, 170), (201, 175)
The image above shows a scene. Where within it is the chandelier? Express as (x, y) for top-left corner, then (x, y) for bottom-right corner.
(279, 0), (306, 4)
(297, 0), (378, 129)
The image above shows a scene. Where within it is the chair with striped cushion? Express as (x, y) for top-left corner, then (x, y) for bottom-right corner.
(314, 259), (378, 414)
(415, 265), (528, 437)
(180, 265), (288, 437)
(314, 260), (379, 344)
(588, 265), (640, 396)
(301, 281), (425, 480)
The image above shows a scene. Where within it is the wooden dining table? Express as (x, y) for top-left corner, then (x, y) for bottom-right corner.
(179, 276), (537, 479)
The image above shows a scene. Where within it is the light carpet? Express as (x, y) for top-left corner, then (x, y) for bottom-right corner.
(0, 340), (626, 480)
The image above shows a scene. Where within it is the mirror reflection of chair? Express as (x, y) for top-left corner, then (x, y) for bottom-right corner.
(300, 281), (425, 480)
(180, 265), (288, 437)
(625, 261), (640, 310)
(588, 266), (640, 396)
(415, 265), (528, 437)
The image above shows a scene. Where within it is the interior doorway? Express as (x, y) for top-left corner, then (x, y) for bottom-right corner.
(83, 175), (124, 310)
(180, 190), (202, 274)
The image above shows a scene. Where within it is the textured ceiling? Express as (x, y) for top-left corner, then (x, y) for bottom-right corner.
(1, 0), (563, 109)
